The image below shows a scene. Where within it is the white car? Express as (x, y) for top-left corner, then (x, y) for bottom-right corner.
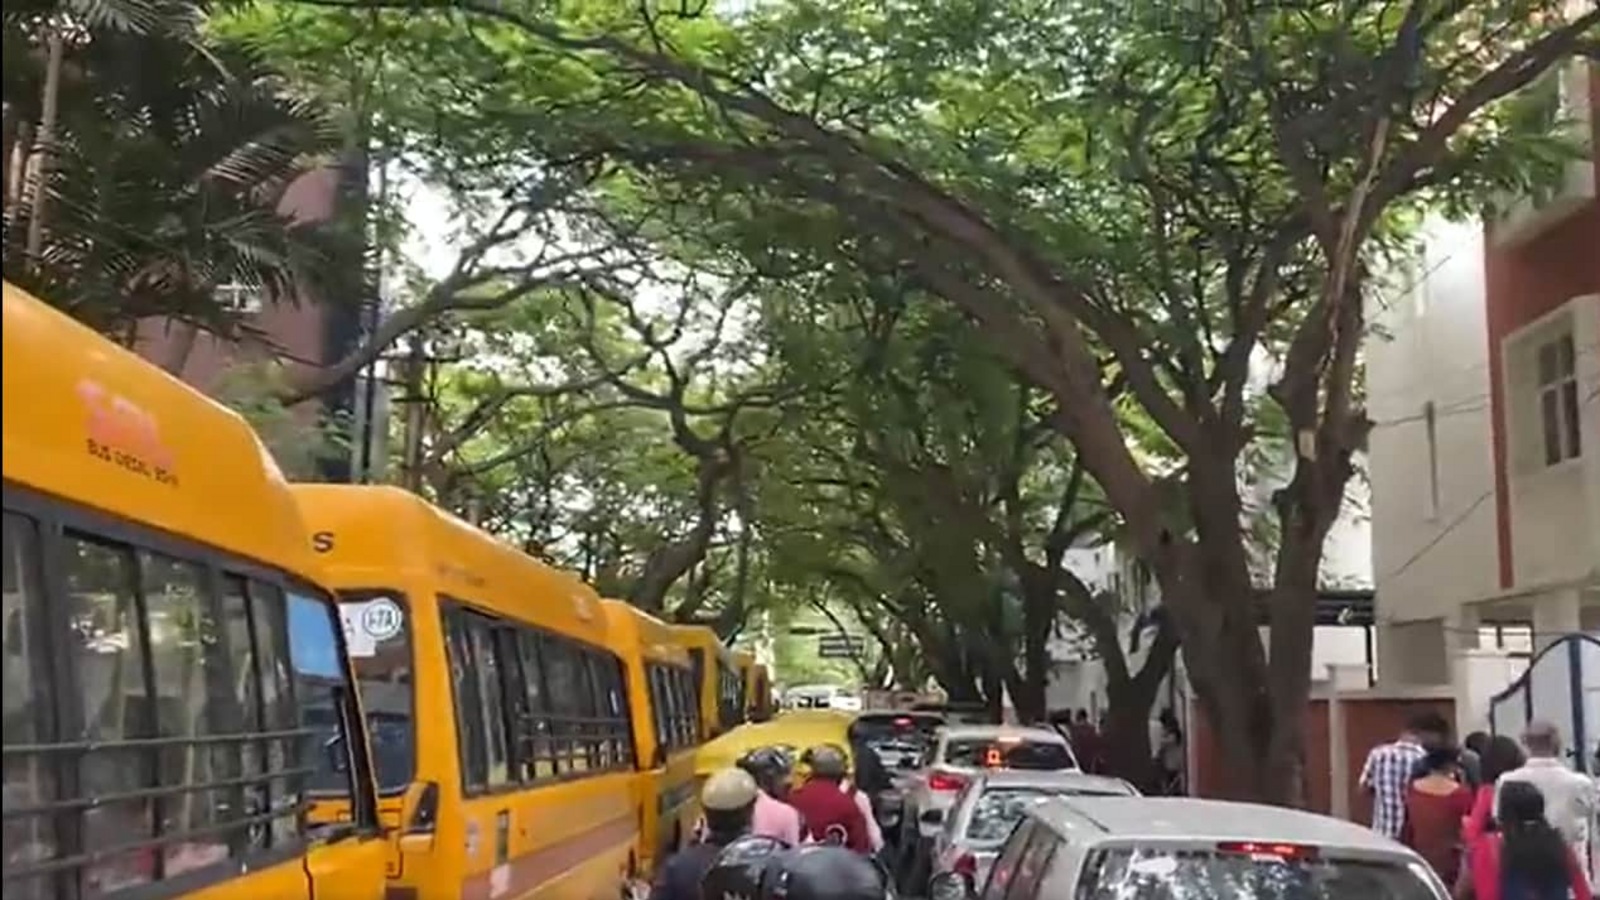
(930, 770), (1139, 890)
(928, 768), (1139, 883)
(902, 725), (1079, 846)
(929, 796), (1448, 900)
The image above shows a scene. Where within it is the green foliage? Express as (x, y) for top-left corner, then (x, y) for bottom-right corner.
(3, 0), (342, 337)
(215, 0), (1589, 794)
(212, 362), (354, 479)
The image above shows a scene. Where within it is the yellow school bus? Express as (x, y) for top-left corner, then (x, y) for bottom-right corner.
(292, 484), (636, 900)
(0, 282), (386, 900)
(600, 600), (701, 875)
(668, 625), (742, 740)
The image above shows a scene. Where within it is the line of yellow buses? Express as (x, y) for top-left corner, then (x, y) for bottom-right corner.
(0, 283), (774, 900)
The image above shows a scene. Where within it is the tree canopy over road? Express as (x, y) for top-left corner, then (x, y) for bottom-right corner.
(6, 0), (1594, 800)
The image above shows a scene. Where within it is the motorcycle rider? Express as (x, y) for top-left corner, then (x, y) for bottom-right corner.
(699, 831), (791, 900)
(738, 747), (804, 846)
(649, 767), (759, 900)
(763, 844), (897, 899)
(787, 744), (871, 853)
(838, 755), (885, 855)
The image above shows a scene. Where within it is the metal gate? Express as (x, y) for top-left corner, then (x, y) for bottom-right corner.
(1489, 631), (1600, 773)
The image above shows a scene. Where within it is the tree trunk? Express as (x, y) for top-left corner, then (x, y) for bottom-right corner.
(157, 322), (200, 376)
(636, 452), (730, 616)
(1168, 571), (1304, 804)
(1100, 701), (1157, 790)
(1016, 580), (1054, 723)
(23, 25), (65, 263)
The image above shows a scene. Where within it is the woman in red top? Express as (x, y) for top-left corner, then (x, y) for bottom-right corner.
(1455, 780), (1591, 900)
(1402, 746), (1474, 878)
(1462, 736), (1528, 845)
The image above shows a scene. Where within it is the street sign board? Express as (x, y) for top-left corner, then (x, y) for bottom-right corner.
(817, 634), (865, 658)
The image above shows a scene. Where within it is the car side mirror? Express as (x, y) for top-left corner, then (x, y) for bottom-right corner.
(919, 808), (944, 825)
(928, 871), (975, 900)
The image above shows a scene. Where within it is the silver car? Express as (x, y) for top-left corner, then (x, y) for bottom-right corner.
(929, 795), (1449, 900)
(929, 770), (1139, 890)
(902, 725), (1079, 845)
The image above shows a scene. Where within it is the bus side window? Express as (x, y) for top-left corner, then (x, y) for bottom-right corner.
(3, 512), (54, 900)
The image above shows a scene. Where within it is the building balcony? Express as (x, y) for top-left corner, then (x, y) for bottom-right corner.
(1491, 60), (1596, 248)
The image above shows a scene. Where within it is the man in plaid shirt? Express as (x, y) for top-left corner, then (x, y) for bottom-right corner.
(1359, 712), (1450, 839)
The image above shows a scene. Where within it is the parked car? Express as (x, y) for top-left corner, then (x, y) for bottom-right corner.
(929, 770), (1139, 891)
(928, 795), (1448, 900)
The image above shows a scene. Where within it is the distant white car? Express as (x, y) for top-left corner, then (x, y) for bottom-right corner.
(901, 725), (1079, 845)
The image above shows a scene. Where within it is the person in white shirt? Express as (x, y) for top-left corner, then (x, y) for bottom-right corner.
(1494, 719), (1598, 881)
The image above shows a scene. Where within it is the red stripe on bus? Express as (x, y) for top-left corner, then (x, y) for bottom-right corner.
(459, 814), (636, 900)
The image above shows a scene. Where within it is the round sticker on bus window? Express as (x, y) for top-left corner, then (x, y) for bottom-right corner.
(360, 598), (404, 642)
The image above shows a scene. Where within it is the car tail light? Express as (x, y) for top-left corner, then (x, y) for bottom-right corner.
(928, 771), (967, 792)
(952, 851), (977, 877)
(1217, 841), (1318, 860)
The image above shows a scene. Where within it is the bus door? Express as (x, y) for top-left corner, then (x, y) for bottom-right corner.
(290, 592), (388, 900)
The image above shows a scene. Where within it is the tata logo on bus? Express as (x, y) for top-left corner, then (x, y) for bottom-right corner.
(76, 379), (178, 486)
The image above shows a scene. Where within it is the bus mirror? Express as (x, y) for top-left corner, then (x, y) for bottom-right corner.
(322, 735), (349, 775)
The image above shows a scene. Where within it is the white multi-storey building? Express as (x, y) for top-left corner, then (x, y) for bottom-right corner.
(1367, 62), (1599, 731)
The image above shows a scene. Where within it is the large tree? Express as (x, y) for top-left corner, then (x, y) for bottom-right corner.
(299, 0), (1592, 802)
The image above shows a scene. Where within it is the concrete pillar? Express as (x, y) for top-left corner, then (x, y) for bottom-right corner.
(1377, 617), (1453, 685)
(1326, 665), (1370, 821)
(1448, 605), (1483, 737)
(1532, 587), (1583, 653)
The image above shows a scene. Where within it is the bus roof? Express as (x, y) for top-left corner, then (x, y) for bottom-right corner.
(601, 598), (690, 666)
(668, 623), (733, 663)
(1, 282), (323, 581)
(291, 483), (606, 646)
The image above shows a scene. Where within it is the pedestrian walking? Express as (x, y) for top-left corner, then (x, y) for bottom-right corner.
(1457, 780), (1591, 900)
(1360, 712), (1448, 840)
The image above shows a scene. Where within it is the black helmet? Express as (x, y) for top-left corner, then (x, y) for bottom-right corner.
(763, 845), (894, 900)
(702, 833), (789, 900)
(738, 746), (794, 790)
(804, 744), (849, 780)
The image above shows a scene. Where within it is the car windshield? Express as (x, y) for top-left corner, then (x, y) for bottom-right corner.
(965, 789), (1054, 844)
(964, 786), (1131, 845)
(1079, 848), (1442, 900)
(852, 715), (942, 764)
(945, 738), (1074, 770)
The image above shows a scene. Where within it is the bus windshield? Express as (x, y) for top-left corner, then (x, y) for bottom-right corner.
(324, 591), (414, 794)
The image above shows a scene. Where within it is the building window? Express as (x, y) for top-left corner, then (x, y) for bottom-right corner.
(216, 281), (264, 314)
(1536, 332), (1581, 466)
